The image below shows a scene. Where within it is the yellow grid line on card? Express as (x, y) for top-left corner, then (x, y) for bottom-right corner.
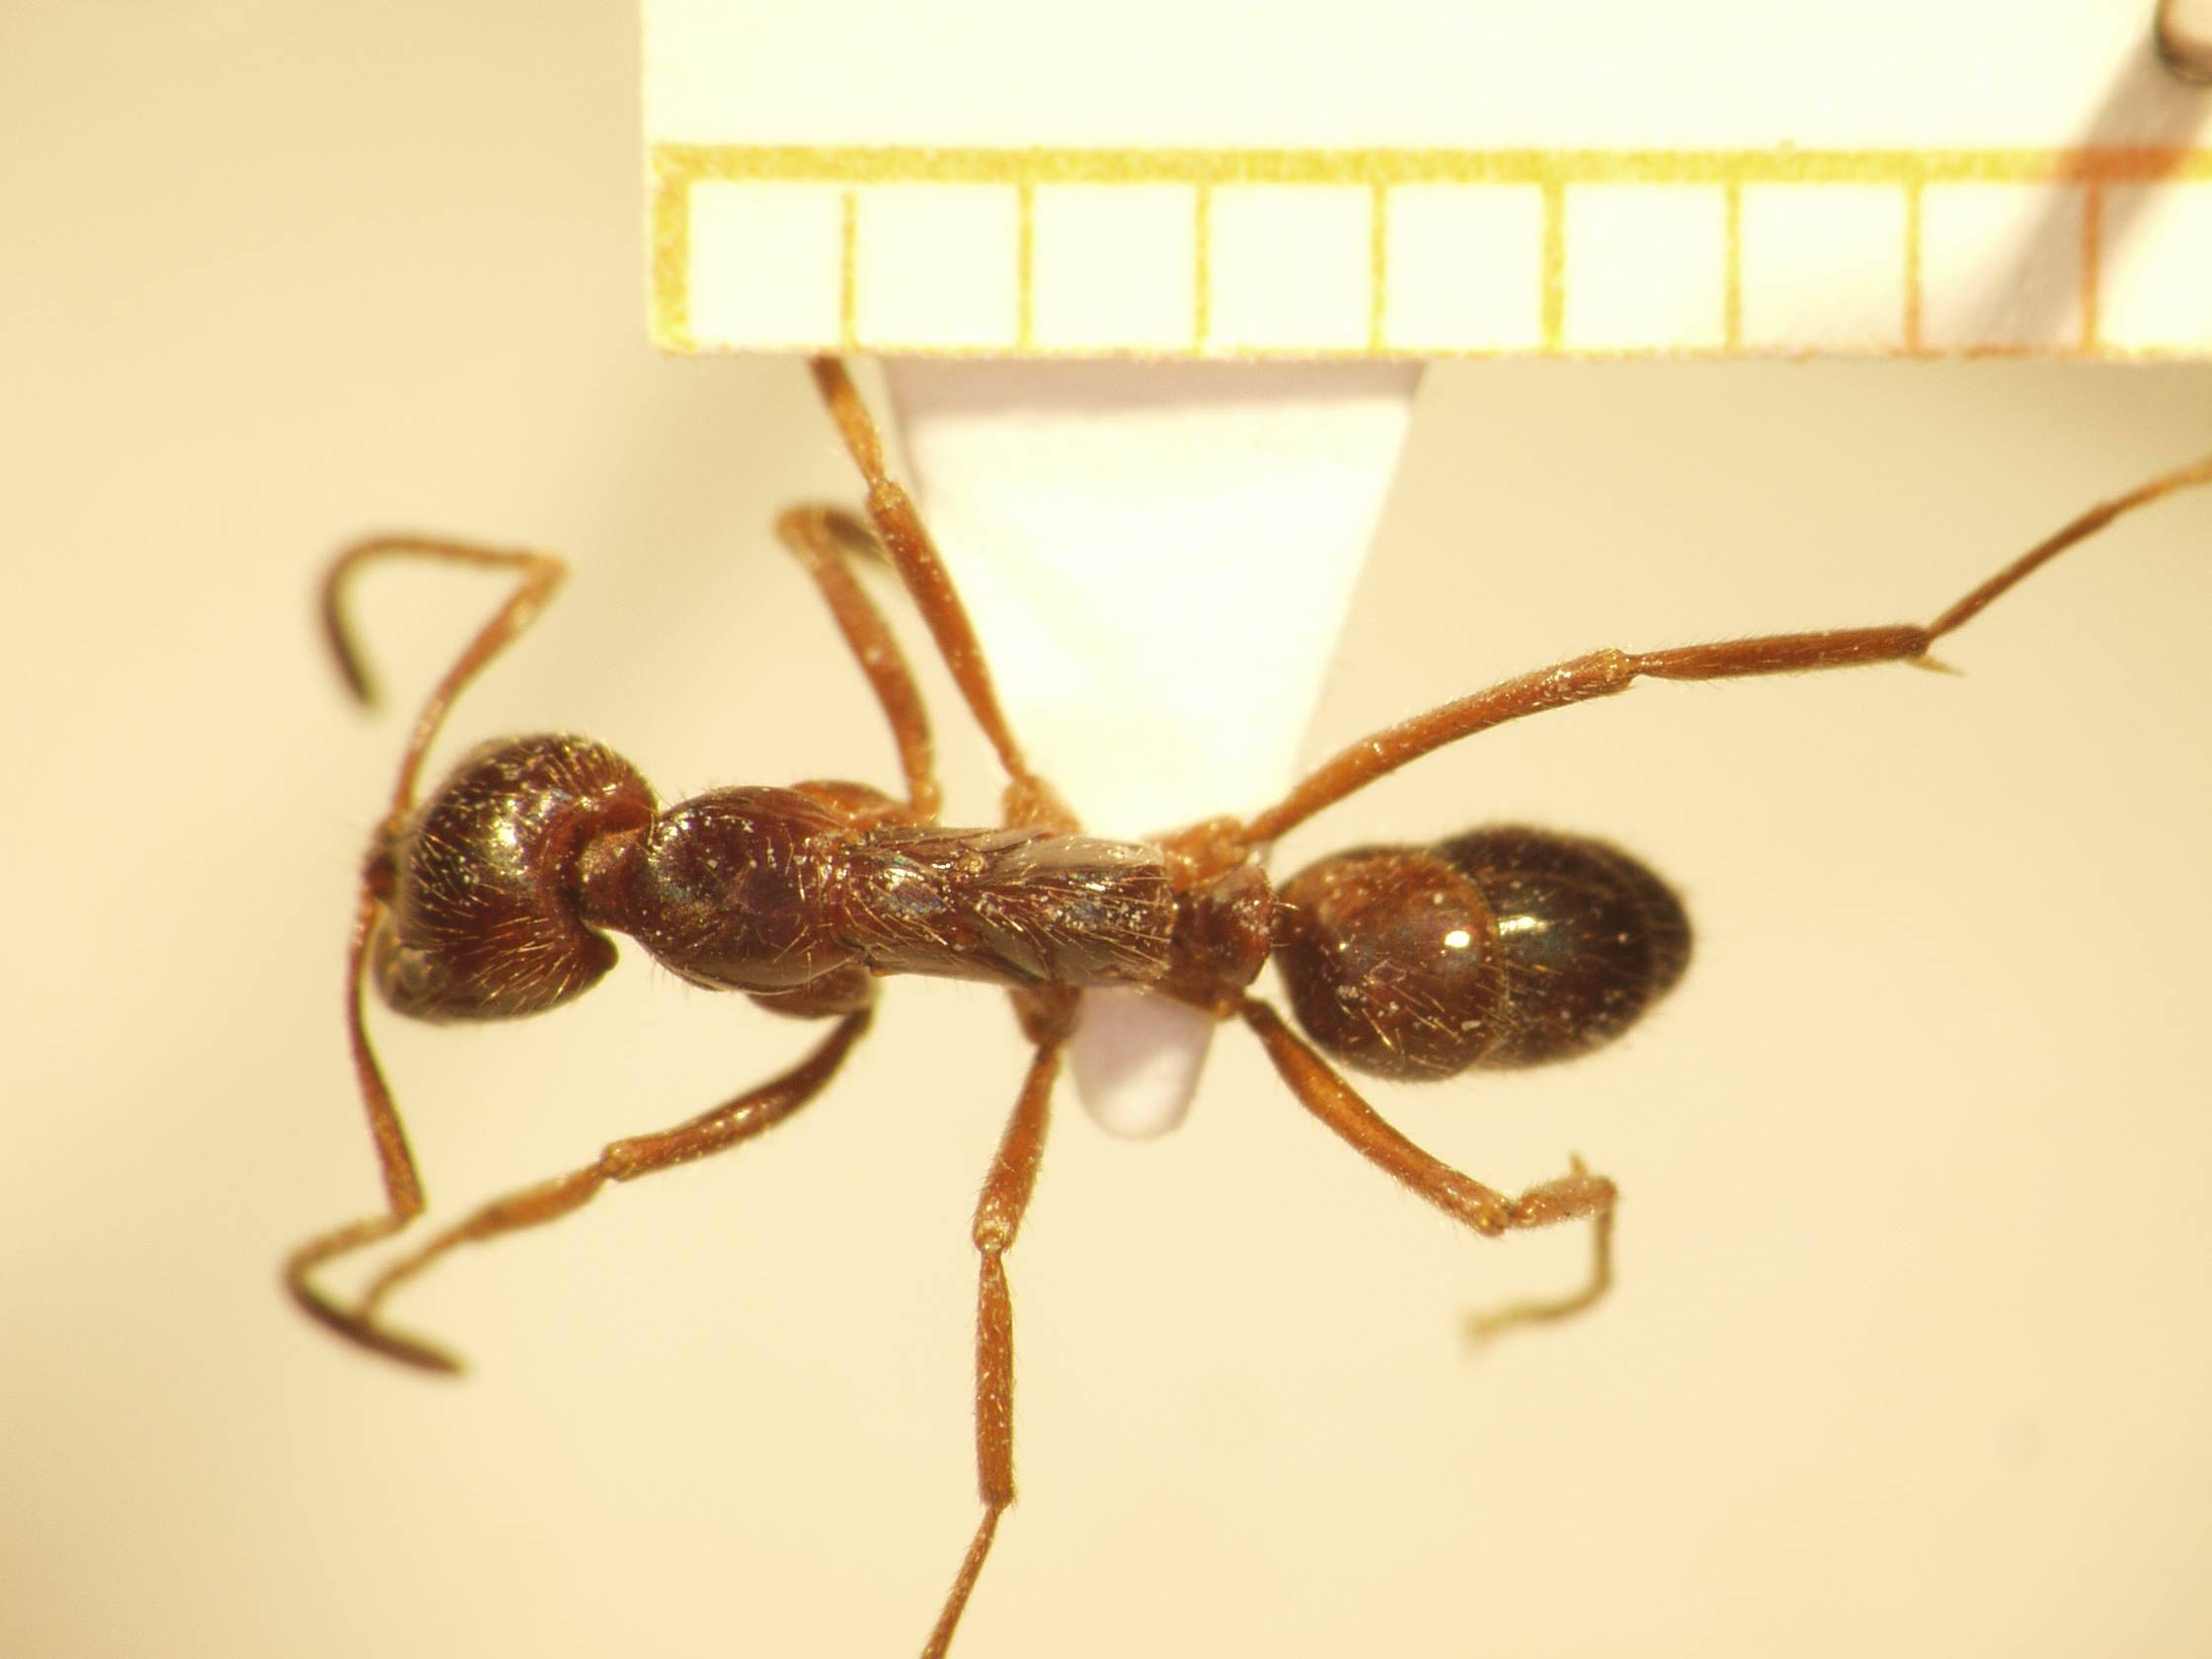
(837, 189), (858, 349)
(650, 143), (2212, 358)
(1193, 183), (1213, 348)
(1539, 177), (1566, 351)
(1015, 181), (1036, 351)
(1367, 181), (1388, 353)
(1722, 178), (1744, 351)
(2080, 181), (2104, 354)
(1902, 178), (1926, 352)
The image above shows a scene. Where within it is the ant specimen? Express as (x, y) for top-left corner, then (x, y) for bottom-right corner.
(287, 356), (2212, 1657)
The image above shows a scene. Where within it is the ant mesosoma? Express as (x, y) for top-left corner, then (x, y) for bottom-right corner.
(287, 356), (2212, 1658)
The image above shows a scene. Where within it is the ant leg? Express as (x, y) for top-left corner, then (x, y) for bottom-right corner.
(313, 1009), (872, 1373)
(1462, 1181), (1616, 1347)
(807, 356), (1072, 830)
(288, 536), (571, 1366)
(319, 534), (568, 827)
(285, 885), (443, 1369)
(1239, 999), (1618, 1343)
(921, 1036), (1062, 1659)
(774, 506), (942, 820)
(1238, 450), (2212, 846)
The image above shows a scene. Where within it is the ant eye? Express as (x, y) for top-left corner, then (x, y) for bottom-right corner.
(1274, 846), (1506, 1080)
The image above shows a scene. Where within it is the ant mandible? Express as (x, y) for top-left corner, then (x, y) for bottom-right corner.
(286, 356), (2212, 1658)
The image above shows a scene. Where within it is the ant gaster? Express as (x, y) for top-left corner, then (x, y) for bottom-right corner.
(287, 357), (2212, 1659)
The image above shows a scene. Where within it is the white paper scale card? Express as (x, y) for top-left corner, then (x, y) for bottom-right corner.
(650, 3), (2212, 361)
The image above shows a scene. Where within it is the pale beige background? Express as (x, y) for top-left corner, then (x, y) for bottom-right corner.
(6, 7), (2212, 1659)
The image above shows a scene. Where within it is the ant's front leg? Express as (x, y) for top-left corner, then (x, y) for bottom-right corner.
(284, 887), (442, 1369)
(1239, 999), (1618, 1344)
(292, 536), (573, 1367)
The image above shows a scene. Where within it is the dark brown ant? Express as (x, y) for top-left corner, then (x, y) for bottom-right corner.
(285, 356), (2212, 1658)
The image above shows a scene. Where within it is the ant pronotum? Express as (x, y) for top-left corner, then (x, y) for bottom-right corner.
(286, 356), (2212, 1657)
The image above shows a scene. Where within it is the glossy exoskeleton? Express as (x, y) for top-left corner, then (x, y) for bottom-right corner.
(374, 731), (1686, 1072)
(287, 357), (2212, 1659)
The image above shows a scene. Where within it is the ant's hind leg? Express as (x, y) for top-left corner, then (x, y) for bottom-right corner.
(921, 1034), (1062, 1659)
(1239, 999), (1618, 1345)
(330, 1008), (873, 1371)
(1235, 449), (2212, 847)
(1461, 1169), (1616, 1346)
(775, 506), (942, 820)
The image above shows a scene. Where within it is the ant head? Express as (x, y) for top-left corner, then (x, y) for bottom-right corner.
(1272, 827), (1691, 1080)
(370, 735), (654, 1022)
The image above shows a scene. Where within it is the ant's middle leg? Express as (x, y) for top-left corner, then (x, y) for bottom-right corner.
(806, 356), (1073, 831)
(920, 1017), (1064, 1659)
(776, 506), (942, 820)
(322, 1008), (872, 1374)
(1239, 998), (1617, 1343)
